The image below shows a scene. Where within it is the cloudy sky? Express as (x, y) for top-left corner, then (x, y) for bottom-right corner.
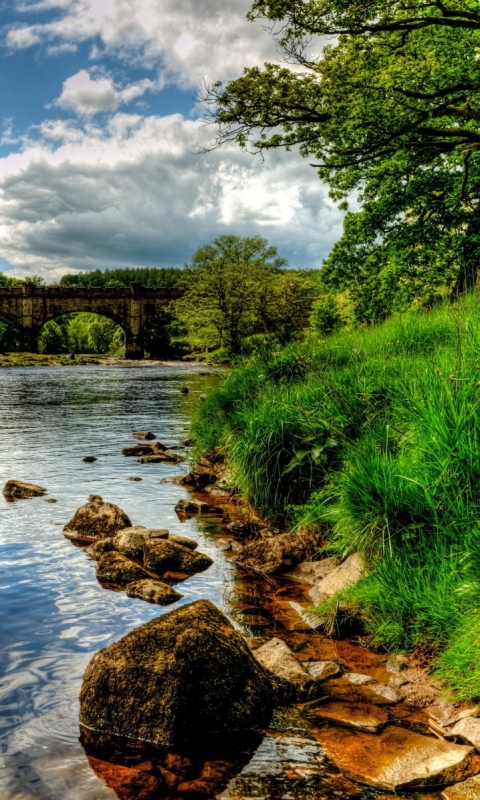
(0, 0), (343, 280)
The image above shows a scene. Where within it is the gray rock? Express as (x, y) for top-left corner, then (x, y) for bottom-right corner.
(305, 661), (342, 681)
(322, 676), (399, 705)
(63, 495), (131, 542)
(447, 718), (480, 751)
(253, 637), (319, 700)
(386, 654), (408, 674)
(288, 601), (325, 630)
(175, 498), (215, 514)
(347, 672), (375, 685)
(309, 552), (365, 604)
(96, 552), (150, 585)
(125, 579), (183, 605)
(3, 480), (46, 499)
(143, 538), (213, 575)
(79, 600), (274, 747)
(159, 473), (193, 485)
(308, 699), (388, 733)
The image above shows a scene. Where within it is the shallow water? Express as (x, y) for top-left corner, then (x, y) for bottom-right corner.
(0, 363), (233, 799)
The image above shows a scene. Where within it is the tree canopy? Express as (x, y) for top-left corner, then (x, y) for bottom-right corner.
(174, 235), (313, 355)
(210, 0), (480, 312)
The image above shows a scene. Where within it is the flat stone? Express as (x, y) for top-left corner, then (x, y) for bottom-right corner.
(305, 661), (342, 681)
(96, 552), (150, 586)
(309, 552), (365, 604)
(253, 637), (319, 699)
(442, 775), (480, 799)
(322, 676), (399, 705)
(285, 557), (340, 585)
(447, 718), (480, 750)
(3, 479), (46, 498)
(315, 725), (475, 793)
(159, 473), (193, 485)
(308, 699), (389, 733)
(125, 579), (183, 605)
(175, 498), (215, 514)
(347, 672), (374, 685)
(141, 451), (183, 464)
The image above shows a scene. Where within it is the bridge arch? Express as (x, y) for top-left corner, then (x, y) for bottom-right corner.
(39, 312), (125, 355)
(0, 284), (182, 359)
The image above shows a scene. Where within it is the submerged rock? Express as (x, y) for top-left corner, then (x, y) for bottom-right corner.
(143, 539), (213, 575)
(79, 599), (274, 747)
(125, 578), (183, 605)
(160, 473), (193, 485)
(96, 552), (150, 585)
(122, 442), (167, 457)
(322, 675), (399, 705)
(316, 724), (475, 793)
(82, 456), (97, 463)
(309, 552), (365, 604)
(112, 526), (169, 560)
(307, 699), (388, 733)
(3, 479), (46, 499)
(191, 450), (225, 488)
(133, 430), (156, 440)
(253, 637), (319, 700)
(63, 495), (131, 542)
(141, 450), (183, 464)
(175, 498), (215, 514)
(235, 528), (324, 575)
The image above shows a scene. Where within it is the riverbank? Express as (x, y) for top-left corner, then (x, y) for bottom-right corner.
(190, 291), (480, 703)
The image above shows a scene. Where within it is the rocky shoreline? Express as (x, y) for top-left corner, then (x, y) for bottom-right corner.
(5, 436), (480, 800)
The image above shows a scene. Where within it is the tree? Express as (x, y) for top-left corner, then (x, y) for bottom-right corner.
(174, 235), (311, 355)
(209, 0), (480, 298)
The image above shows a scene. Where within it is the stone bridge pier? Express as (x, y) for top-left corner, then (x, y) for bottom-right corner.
(0, 283), (182, 359)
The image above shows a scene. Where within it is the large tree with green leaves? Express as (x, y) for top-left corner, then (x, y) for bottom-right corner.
(174, 235), (312, 355)
(209, 0), (480, 310)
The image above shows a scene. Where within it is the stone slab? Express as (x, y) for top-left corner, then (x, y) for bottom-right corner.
(447, 718), (480, 751)
(308, 699), (389, 733)
(305, 661), (341, 681)
(285, 557), (339, 585)
(322, 676), (399, 705)
(315, 724), (475, 792)
(309, 552), (365, 604)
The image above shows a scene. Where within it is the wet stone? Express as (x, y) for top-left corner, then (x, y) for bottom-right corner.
(63, 495), (131, 541)
(175, 498), (215, 515)
(86, 538), (115, 560)
(125, 579), (183, 605)
(442, 774), (480, 799)
(168, 535), (198, 550)
(3, 479), (46, 499)
(285, 557), (340, 585)
(309, 552), (365, 604)
(347, 672), (374, 685)
(143, 539), (213, 575)
(289, 601), (325, 630)
(133, 430), (156, 440)
(315, 724), (475, 793)
(305, 661), (342, 681)
(113, 527), (169, 560)
(322, 676), (399, 705)
(96, 552), (150, 586)
(307, 699), (389, 733)
(82, 455), (97, 463)
(128, 476), (142, 481)
(253, 638), (320, 700)
(141, 451), (183, 464)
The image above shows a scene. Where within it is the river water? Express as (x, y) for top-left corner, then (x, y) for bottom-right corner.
(0, 363), (234, 800)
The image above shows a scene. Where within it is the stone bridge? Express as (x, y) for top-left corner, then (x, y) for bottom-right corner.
(0, 284), (183, 359)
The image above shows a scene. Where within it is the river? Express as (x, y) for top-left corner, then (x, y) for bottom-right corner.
(0, 363), (233, 799)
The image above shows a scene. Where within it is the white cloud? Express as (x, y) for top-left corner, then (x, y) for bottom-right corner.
(54, 69), (155, 115)
(5, 0), (280, 88)
(0, 113), (343, 279)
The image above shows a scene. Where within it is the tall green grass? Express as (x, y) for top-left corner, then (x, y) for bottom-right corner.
(191, 295), (480, 699)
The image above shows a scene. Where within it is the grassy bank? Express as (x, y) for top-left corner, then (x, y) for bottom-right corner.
(0, 353), (100, 367)
(191, 293), (480, 700)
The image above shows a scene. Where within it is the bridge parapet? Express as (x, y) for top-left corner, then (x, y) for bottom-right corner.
(0, 284), (183, 358)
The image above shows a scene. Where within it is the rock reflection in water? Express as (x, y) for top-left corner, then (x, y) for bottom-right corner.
(81, 725), (262, 800)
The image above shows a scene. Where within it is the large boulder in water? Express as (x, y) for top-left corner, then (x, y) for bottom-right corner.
(79, 599), (274, 748)
(96, 552), (151, 586)
(3, 480), (46, 499)
(112, 526), (169, 560)
(63, 495), (131, 542)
